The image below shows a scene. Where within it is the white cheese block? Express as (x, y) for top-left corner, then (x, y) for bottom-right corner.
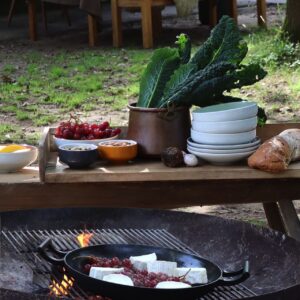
(130, 253), (157, 271)
(146, 261), (177, 276)
(175, 267), (208, 284)
(156, 281), (191, 289)
(89, 267), (124, 280)
(102, 274), (134, 286)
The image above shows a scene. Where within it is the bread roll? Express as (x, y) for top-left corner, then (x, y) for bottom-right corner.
(248, 129), (300, 173)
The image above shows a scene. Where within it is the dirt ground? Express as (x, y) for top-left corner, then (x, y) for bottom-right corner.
(1, 3), (299, 225)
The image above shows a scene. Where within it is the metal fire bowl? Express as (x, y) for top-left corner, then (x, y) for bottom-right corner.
(1, 208), (300, 300)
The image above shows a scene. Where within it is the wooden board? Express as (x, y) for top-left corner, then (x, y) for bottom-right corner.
(0, 166), (39, 183)
(40, 124), (300, 183)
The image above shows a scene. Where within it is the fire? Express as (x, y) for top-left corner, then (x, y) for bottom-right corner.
(50, 273), (74, 296)
(77, 232), (94, 247)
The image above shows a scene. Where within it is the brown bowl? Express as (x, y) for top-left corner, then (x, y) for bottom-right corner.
(98, 140), (138, 163)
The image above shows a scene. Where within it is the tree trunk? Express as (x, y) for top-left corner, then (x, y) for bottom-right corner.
(284, 0), (300, 42)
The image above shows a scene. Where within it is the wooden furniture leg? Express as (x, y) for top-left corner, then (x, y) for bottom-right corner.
(208, 0), (217, 27)
(152, 6), (162, 39)
(88, 14), (98, 47)
(41, 1), (48, 33)
(230, 0), (238, 23)
(111, 0), (123, 47)
(27, 0), (37, 41)
(7, 0), (16, 26)
(263, 202), (286, 233)
(257, 0), (267, 27)
(278, 200), (300, 241)
(62, 6), (72, 27)
(141, 0), (153, 49)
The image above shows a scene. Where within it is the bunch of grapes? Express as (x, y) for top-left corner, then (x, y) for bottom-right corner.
(55, 117), (121, 140)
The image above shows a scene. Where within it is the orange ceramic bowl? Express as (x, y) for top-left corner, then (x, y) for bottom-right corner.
(98, 140), (138, 163)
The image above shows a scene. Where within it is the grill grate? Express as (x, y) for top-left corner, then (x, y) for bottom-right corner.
(2, 228), (256, 300)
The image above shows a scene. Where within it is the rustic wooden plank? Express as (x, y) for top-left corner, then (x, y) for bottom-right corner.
(1, 178), (300, 212)
(278, 200), (300, 241)
(263, 202), (286, 233)
(38, 127), (50, 182)
(0, 167), (39, 184)
(44, 159), (300, 183)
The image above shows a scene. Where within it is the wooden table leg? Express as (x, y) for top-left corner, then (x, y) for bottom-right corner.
(278, 200), (300, 241)
(141, 0), (153, 48)
(111, 0), (123, 47)
(263, 202), (286, 233)
(27, 0), (37, 41)
(257, 0), (267, 27)
(88, 14), (98, 47)
(230, 0), (238, 23)
(208, 0), (218, 27)
(152, 7), (162, 40)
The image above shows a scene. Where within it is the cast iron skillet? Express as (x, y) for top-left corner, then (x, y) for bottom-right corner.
(38, 238), (249, 300)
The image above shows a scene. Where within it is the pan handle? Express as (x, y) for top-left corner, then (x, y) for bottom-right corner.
(38, 237), (68, 266)
(219, 261), (250, 286)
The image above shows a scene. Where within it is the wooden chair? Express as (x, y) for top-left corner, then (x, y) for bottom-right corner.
(111, 0), (173, 49)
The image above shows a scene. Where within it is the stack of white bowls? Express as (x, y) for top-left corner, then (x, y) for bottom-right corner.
(188, 102), (260, 165)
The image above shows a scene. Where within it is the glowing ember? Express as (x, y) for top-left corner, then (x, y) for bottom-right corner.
(49, 273), (74, 296)
(77, 232), (94, 247)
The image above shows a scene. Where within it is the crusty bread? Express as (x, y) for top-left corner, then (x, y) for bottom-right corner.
(248, 129), (300, 173)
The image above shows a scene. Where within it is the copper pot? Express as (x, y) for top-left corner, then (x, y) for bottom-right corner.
(126, 103), (191, 157)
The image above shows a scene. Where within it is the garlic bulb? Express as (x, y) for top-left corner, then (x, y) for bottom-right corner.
(183, 153), (198, 167)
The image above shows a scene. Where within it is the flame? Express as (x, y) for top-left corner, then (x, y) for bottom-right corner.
(49, 273), (74, 296)
(77, 232), (93, 247)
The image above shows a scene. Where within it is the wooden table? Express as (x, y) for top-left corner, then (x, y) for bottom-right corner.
(0, 124), (300, 242)
(26, 0), (98, 46)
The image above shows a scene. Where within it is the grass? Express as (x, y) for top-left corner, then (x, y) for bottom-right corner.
(0, 25), (300, 144)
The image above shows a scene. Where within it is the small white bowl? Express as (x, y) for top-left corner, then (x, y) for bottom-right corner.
(188, 148), (255, 165)
(192, 117), (257, 134)
(0, 145), (38, 173)
(54, 135), (118, 148)
(192, 102), (258, 122)
(191, 128), (256, 145)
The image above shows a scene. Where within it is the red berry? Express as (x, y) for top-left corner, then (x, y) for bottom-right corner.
(74, 133), (81, 140)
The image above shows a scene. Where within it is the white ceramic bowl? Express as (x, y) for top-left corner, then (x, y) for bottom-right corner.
(0, 145), (38, 173)
(191, 128), (256, 145)
(192, 117), (257, 134)
(187, 144), (259, 154)
(192, 102), (258, 122)
(54, 135), (118, 148)
(188, 148), (255, 165)
(187, 137), (261, 150)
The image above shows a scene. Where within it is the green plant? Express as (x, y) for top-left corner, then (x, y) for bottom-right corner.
(137, 16), (267, 109)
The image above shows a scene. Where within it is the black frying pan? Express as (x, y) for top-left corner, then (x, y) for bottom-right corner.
(38, 238), (249, 300)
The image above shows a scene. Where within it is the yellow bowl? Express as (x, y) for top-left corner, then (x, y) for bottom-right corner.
(98, 140), (137, 163)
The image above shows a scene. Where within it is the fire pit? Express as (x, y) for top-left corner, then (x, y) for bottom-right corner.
(1, 208), (300, 300)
